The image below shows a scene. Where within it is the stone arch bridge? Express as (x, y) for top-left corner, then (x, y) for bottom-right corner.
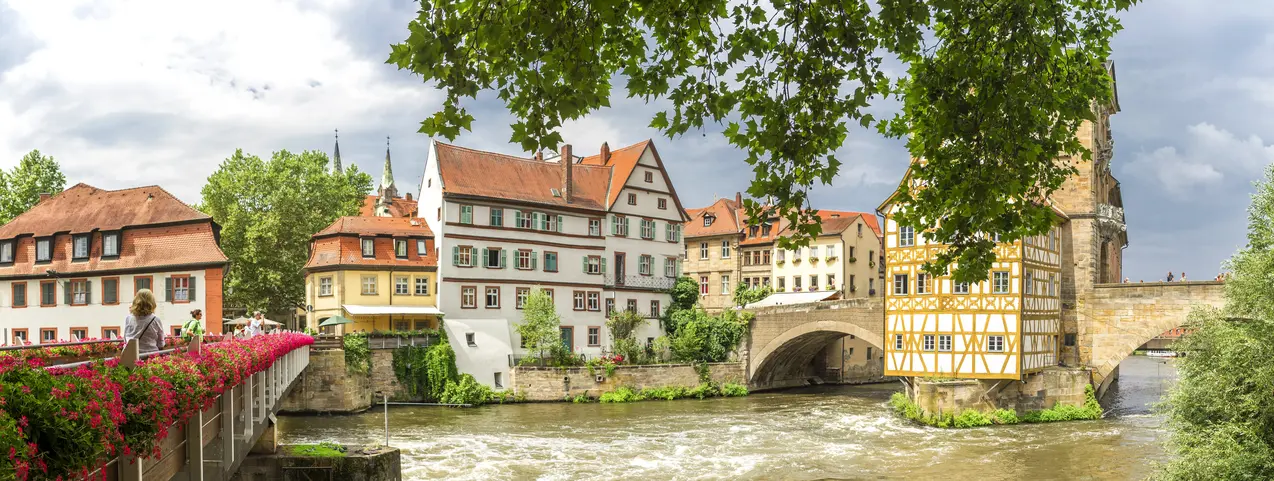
(745, 298), (884, 391)
(744, 281), (1225, 394)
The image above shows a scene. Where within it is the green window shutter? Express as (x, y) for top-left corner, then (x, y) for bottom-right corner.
(610, 215), (617, 235)
(601, 258), (607, 274)
(556, 216), (564, 233)
(583, 256), (588, 273)
(64, 282), (71, 305)
(189, 277), (197, 302)
(623, 217), (630, 236)
(452, 246), (460, 266)
(86, 281), (93, 305)
(165, 277), (173, 302)
(482, 248), (489, 266)
(530, 251), (538, 270)
(500, 249), (507, 268)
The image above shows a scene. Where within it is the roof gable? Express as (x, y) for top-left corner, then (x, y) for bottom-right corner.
(0, 183), (211, 239)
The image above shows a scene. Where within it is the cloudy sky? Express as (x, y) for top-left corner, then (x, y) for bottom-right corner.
(0, 0), (1266, 282)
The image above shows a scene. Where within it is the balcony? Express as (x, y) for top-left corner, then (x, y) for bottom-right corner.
(605, 274), (677, 291)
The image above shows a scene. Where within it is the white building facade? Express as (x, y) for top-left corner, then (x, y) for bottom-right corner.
(420, 140), (689, 387)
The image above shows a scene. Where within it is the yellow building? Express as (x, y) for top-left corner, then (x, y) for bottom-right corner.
(878, 176), (1065, 380)
(304, 216), (441, 333)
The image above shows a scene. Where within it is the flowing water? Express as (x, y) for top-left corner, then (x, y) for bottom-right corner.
(278, 355), (1178, 480)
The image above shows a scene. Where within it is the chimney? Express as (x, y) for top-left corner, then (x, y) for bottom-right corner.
(405, 193), (413, 201)
(534, 150), (544, 162)
(37, 193), (51, 204)
(561, 144), (574, 203)
(735, 192), (742, 206)
(600, 142), (611, 162)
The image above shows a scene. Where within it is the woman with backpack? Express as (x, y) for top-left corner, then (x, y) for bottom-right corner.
(123, 289), (165, 353)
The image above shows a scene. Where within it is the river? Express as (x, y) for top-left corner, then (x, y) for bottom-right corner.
(278, 355), (1178, 480)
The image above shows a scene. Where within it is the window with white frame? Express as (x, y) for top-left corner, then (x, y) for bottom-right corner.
(923, 335), (935, 351)
(992, 271), (1010, 294)
(665, 223), (681, 242)
(417, 239), (427, 255)
(36, 238), (51, 262)
(319, 277), (333, 296)
(462, 287), (477, 308)
(415, 277), (429, 295)
(721, 275), (730, 294)
(650, 300), (660, 317)
(794, 276), (802, 291)
(938, 335), (952, 352)
(0, 241), (12, 263)
(953, 282), (970, 294)
(916, 273), (929, 294)
(361, 238), (375, 257)
(587, 292), (600, 311)
(573, 291), (586, 310)
(699, 276), (709, 295)
(639, 255), (653, 275)
(361, 276), (378, 295)
(700, 242), (709, 259)
(586, 256), (602, 274)
(826, 245), (835, 258)
(899, 226), (915, 247)
(640, 219), (655, 239)
(395, 276), (410, 295)
(793, 247), (801, 261)
(893, 274), (908, 295)
(809, 275), (818, 290)
(988, 335), (1005, 352)
(103, 233), (120, 257)
(485, 287), (500, 308)
(1049, 274), (1056, 296)
(611, 215), (629, 236)
(395, 239), (408, 258)
(456, 246), (474, 266)
(589, 218), (601, 236)
(1025, 272), (1034, 295)
(626, 299), (638, 313)
(73, 235), (89, 260)
(515, 211), (533, 229)
(827, 274), (835, 289)
(664, 257), (677, 277)
(894, 334), (904, 350)
(516, 288), (530, 309)
(658, 198), (667, 209)
(517, 250), (534, 270)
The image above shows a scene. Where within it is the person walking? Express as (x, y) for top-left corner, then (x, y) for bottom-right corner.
(1166, 271), (1175, 282)
(1180, 272), (1187, 282)
(248, 311), (265, 338)
(123, 289), (165, 353)
(182, 309), (205, 342)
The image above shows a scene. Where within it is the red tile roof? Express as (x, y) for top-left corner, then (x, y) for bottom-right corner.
(579, 140), (648, 209)
(434, 142), (612, 211)
(0, 221), (227, 279)
(738, 210), (787, 246)
(0, 183), (210, 239)
(684, 197), (742, 238)
(305, 217), (437, 270)
(360, 195), (419, 218)
(315, 216), (434, 238)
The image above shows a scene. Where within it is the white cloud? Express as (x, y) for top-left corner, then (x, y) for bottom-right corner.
(1124, 122), (1274, 196)
(0, 0), (435, 202)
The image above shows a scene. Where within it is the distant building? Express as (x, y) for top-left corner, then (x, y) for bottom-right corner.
(419, 139), (689, 388)
(682, 194), (743, 312)
(771, 210), (883, 297)
(303, 216), (439, 333)
(0, 184), (228, 342)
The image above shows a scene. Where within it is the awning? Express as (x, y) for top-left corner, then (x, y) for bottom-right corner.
(747, 290), (840, 309)
(342, 305), (444, 316)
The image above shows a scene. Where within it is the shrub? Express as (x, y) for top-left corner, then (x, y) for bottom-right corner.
(342, 334), (370, 374)
(639, 386), (686, 400)
(439, 374), (493, 406)
(599, 386), (645, 403)
(952, 409), (993, 428)
(423, 339), (458, 400)
(571, 394), (592, 403)
(991, 409), (1021, 424)
(720, 383), (749, 397)
(668, 308), (749, 363)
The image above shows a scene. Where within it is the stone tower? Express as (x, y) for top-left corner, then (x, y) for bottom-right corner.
(1054, 61), (1128, 366)
(375, 137), (398, 217)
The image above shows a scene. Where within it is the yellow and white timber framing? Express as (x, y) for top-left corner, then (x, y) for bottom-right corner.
(877, 167), (1066, 380)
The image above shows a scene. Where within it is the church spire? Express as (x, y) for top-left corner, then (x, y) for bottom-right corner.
(332, 129), (343, 174)
(375, 136), (399, 216)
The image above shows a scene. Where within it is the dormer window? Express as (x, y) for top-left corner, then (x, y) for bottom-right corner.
(762, 223), (772, 237)
(395, 239), (408, 259)
(72, 234), (90, 260)
(0, 240), (13, 263)
(102, 232), (120, 257)
(35, 238), (52, 263)
(704, 215), (714, 227)
(361, 238), (375, 258)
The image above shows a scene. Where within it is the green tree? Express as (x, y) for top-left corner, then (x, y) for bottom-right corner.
(516, 288), (561, 363)
(1159, 165), (1274, 480)
(668, 308), (750, 363)
(662, 276), (701, 335)
(733, 283), (771, 309)
(0, 150), (67, 224)
(199, 149), (371, 314)
(606, 309), (648, 362)
(388, 0), (1137, 283)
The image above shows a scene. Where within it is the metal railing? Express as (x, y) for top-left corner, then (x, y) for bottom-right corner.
(604, 274), (676, 291)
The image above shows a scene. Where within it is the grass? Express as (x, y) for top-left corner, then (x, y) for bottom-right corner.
(889, 385), (1101, 428)
(286, 442), (348, 458)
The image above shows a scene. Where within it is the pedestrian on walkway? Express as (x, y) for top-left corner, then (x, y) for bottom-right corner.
(1166, 271), (1175, 282)
(182, 309), (205, 342)
(1180, 272), (1187, 282)
(123, 289), (165, 353)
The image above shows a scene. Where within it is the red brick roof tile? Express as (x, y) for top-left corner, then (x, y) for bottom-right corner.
(0, 183), (210, 239)
(314, 216), (434, 238)
(434, 142), (611, 211)
(684, 197), (742, 238)
(359, 195), (418, 218)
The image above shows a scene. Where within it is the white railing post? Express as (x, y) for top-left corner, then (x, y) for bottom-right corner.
(181, 409), (205, 481)
(221, 390), (235, 475)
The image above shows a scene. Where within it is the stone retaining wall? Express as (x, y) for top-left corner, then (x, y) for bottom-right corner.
(278, 348), (372, 414)
(912, 367), (1091, 414)
(232, 445), (401, 481)
(510, 362), (746, 401)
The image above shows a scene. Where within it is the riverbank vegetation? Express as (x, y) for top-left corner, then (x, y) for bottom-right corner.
(1157, 165), (1274, 480)
(582, 382), (750, 404)
(888, 385), (1102, 428)
(287, 442), (347, 458)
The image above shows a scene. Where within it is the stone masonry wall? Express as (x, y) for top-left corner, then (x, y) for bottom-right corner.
(369, 349), (414, 401)
(279, 349), (372, 414)
(912, 367), (1091, 415)
(510, 362), (745, 401)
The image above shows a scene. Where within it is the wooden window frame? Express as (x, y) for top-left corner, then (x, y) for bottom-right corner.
(627, 193), (637, 205)
(461, 286), (478, 309)
(414, 276), (430, 296)
(987, 335), (1005, 352)
(587, 292), (600, 311)
(11, 282), (27, 308)
(394, 239), (409, 259)
(587, 326), (602, 347)
(171, 326), (182, 337)
(644, 171), (653, 183)
(134, 275), (154, 295)
(893, 274), (908, 296)
(12, 328), (29, 344)
(70, 327), (88, 341)
(361, 275), (379, 296)
(515, 287), (530, 309)
(457, 245), (474, 268)
(657, 198), (667, 210)
(484, 286), (501, 309)
(319, 276), (334, 297)
(542, 288), (554, 302)
(171, 274), (192, 304)
(484, 247), (503, 269)
(649, 300), (660, 318)
(101, 327), (120, 340)
(34, 237), (52, 263)
(585, 255), (602, 275)
(71, 234), (91, 261)
(626, 299), (638, 313)
(588, 219), (602, 237)
(39, 280), (56, 307)
(544, 251), (558, 272)
(360, 237), (376, 258)
(0, 239), (14, 264)
(638, 254), (653, 276)
(489, 207), (504, 226)
(102, 277), (120, 305)
(101, 231), (122, 258)
(394, 276), (410, 296)
(516, 249), (534, 270)
(573, 291), (586, 311)
(69, 278), (89, 306)
(40, 327), (57, 344)
(922, 334), (935, 351)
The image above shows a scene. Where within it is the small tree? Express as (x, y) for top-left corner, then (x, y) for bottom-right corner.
(516, 288), (560, 364)
(662, 276), (701, 335)
(733, 283), (772, 309)
(669, 308), (750, 363)
(606, 310), (647, 363)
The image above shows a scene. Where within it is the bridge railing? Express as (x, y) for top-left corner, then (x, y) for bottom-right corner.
(3, 332), (312, 481)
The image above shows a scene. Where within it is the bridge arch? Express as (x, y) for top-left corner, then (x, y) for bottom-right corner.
(746, 298), (884, 390)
